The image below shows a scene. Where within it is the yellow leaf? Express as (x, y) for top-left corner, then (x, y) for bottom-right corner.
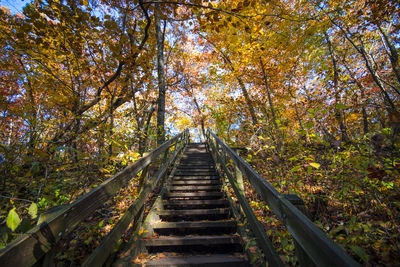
(138, 228), (148, 235)
(309, 162), (320, 169)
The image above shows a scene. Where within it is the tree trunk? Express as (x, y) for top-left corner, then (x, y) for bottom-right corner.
(18, 59), (38, 156)
(342, 59), (370, 135)
(259, 59), (279, 132)
(185, 87), (206, 138)
(259, 57), (282, 151)
(237, 76), (258, 126)
(139, 103), (156, 155)
(198, 35), (257, 126)
(108, 88), (116, 157)
(333, 22), (396, 113)
(46, 1), (151, 150)
(155, 3), (166, 145)
(288, 88), (305, 137)
(303, 86), (336, 144)
(378, 24), (400, 90)
(324, 33), (350, 143)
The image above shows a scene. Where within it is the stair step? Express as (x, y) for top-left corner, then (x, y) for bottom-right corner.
(145, 254), (249, 267)
(177, 168), (215, 172)
(158, 211), (230, 221)
(158, 208), (229, 217)
(181, 154), (211, 157)
(179, 162), (214, 166)
(180, 157), (212, 160)
(172, 180), (221, 185)
(145, 235), (240, 246)
(175, 172), (218, 176)
(179, 161), (213, 164)
(163, 199), (228, 209)
(129, 143), (248, 267)
(165, 192), (224, 199)
(178, 165), (214, 169)
(180, 158), (212, 161)
(173, 176), (219, 180)
(169, 185), (221, 192)
(153, 221), (237, 235)
(145, 235), (242, 253)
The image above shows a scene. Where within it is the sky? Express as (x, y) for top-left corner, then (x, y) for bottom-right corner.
(0, 0), (30, 13)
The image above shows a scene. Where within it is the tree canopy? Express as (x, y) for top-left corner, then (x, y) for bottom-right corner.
(0, 0), (399, 265)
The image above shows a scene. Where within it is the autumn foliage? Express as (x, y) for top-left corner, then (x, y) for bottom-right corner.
(0, 0), (399, 265)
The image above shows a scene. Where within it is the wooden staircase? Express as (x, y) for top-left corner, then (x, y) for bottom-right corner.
(0, 130), (358, 267)
(141, 143), (249, 266)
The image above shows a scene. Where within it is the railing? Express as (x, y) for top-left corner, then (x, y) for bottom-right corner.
(0, 130), (189, 266)
(207, 130), (359, 267)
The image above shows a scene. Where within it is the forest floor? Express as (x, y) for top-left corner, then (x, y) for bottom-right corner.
(244, 140), (400, 266)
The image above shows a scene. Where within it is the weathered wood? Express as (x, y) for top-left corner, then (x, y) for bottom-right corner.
(157, 208), (229, 216)
(169, 185), (221, 191)
(82, 135), (186, 267)
(145, 235), (240, 246)
(222, 174), (266, 267)
(232, 148), (245, 192)
(163, 199), (228, 206)
(0, 131), (185, 267)
(172, 180), (221, 185)
(208, 130), (360, 267)
(153, 221), (236, 229)
(145, 254), (249, 266)
(138, 152), (150, 190)
(111, 145), (185, 266)
(133, 142), (249, 266)
(209, 137), (284, 267)
(165, 192), (223, 198)
(173, 176), (219, 181)
(284, 194), (316, 267)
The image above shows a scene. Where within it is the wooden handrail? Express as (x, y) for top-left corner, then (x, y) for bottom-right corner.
(207, 130), (359, 267)
(83, 133), (187, 266)
(208, 136), (284, 266)
(0, 130), (188, 266)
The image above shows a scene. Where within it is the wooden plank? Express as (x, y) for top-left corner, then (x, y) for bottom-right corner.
(145, 235), (240, 246)
(157, 208), (229, 216)
(208, 131), (360, 267)
(82, 136), (186, 267)
(169, 185), (221, 191)
(209, 138), (284, 267)
(0, 132), (184, 266)
(165, 192), (223, 198)
(164, 199), (228, 206)
(173, 176), (219, 181)
(177, 165), (215, 168)
(146, 254), (248, 267)
(153, 221), (236, 229)
(172, 180), (221, 185)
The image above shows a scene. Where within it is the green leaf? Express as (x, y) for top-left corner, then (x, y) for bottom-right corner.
(305, 121), (314, 129)
(336, 103), (347, 110)
(309, 162), (320, 169)
(7, 208), (21, 231)
(382, 128), (391, 135)
(290, 166), (301, 172)
(28, 203), (38, 219)
(350, 245), (369, 262)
